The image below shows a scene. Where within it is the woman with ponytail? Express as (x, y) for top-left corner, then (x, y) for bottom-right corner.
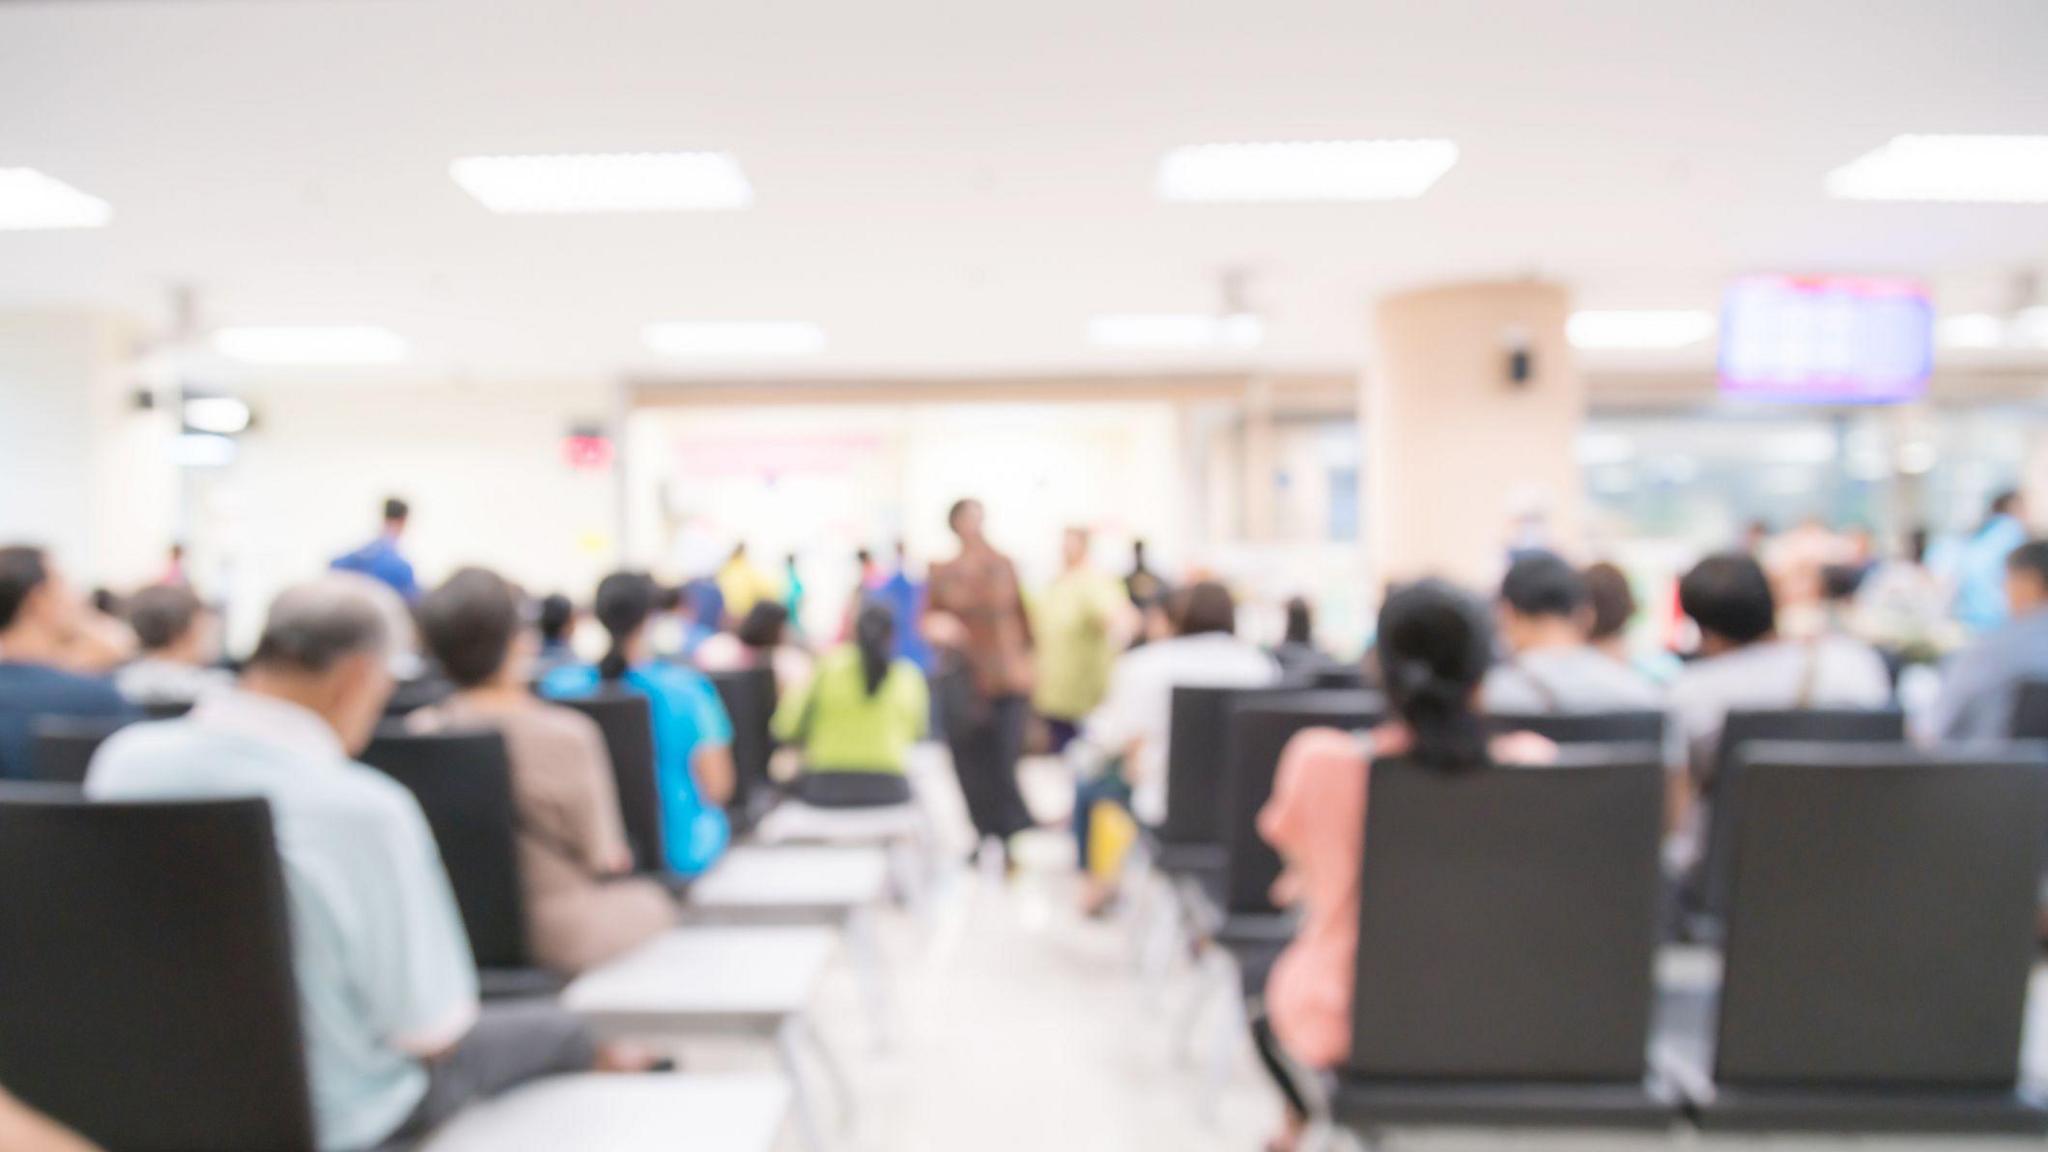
(1252, 579), (1555, 1152)
(771, 599), (928, 808)
(541, 571), (737, 877)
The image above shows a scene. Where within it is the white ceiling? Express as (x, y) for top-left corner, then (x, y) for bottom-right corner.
(1, 0), (2046, 381)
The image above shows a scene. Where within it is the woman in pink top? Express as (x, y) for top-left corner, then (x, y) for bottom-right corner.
(1255, 580), (1554, 1151)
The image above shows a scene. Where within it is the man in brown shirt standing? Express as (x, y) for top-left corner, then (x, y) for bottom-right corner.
(926, 498), (1036, 863)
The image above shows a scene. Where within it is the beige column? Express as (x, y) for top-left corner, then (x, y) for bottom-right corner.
(1363, 281), (1584, 588)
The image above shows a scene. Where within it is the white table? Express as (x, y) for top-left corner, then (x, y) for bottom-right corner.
(421, 1073), (790, 1152)
(564, 926), (845, 1152)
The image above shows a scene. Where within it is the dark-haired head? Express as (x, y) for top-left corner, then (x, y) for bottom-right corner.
(1582, 562), (1635, 645)
(1177, 581), (1236, 637)
(383, 497), (410, 529)
(1679, 552), (1775, 654)
(127, 584), (207, 657)
(1376, 579), (1493, 769)
(853, 599), (896, 695)
(1499, 550), (1586, 620)
(537, 593), (575, 646)
(593, 571), (659, 681)
(0, 546), (53, 638)
(736, 601), (789, 650)
(1283, 596), (1313, 646)
(416, 567), (525, 689)
(2007, 540), (2048, 617)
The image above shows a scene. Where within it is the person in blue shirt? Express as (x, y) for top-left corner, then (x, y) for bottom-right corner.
(331, 497), (420, 602)
(878, 540), (933, 674)
(543, 571), (736, 877)
(1953, 489), (2032, 634)
(1937, 539), (2048, 741)
(0, 545), (137, 780)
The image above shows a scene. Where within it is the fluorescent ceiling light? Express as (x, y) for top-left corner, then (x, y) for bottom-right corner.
(451, 152), (753, 214)
(644, 321), (825, 359)
(182, 395), (253, 435)
(1827, 135), (2048, 203)
(1567, 310), (1715, 350)
(1156, 139), (1457, 203)
(0, 169), (112, 231)
(1088, 313), (1265, 350)
(213, 326), (408, 365)
(169, 432), (237, 469)
(1936, 313), (2007, 350)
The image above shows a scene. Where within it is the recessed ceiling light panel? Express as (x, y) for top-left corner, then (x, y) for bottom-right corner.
(1827, 135), (2048, 203)
(452, 152), (754, 214)
(1156, 139), (1457, 202)
(213, 326), (408, 365)
(0, 169), (112, 231)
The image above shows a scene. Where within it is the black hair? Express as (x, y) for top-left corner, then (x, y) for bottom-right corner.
(1582, 561), (1636, 643)
(1679, 552), (1776, 647)
(537, 593), (575, 645)
(416, 567), (520, 688)
(1178, 581), (1236, 637)
(1991, 489), (2022, 518)
(854, 599), (895, 696)
(1376, 579), (1493, 769)
(593, 571), (658, 681)
(383, 497), (410, 524)
(0, 546), (50, 633)
(1498, 550), (1587, 620)
(127, 585), (204, 652)
(947, 498), (980, 533)
(1906, 527), (1931, 566)
(855, 547), (873, 567)
(1282, 596), (1313, 646)
(90, 588), (121, 617)
(1820, 563), (1865, 604)
(2007, 540), (2048, 587)
(736, 601), (789, 649)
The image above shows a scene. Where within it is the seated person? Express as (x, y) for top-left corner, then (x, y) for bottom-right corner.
(1072, 581), (1280, 909)
(543, 571), (736, 879)
(531, 592), (582, 681)
(1668, 552), (1892, 785)
(0, 546), (137, 780)
(410, 568), (674, 975)
(772, 599), (928, 808)
(1255, 580), (1556, 1151)
(114, 584), (231, 709)
(1934, 540), (2048, 741)
(696, 600), (814, 692)
(1269, 595), (1334, 676)
(88, 574), (650, 1152)
(1480, 550), (1661, 714)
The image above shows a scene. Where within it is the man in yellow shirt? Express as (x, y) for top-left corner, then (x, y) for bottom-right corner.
(1032, 527), (1129, 751)
(715, 543), (783, 622)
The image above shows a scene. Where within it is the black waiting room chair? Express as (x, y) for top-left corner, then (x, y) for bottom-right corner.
(1666, 744), (2048, 1134)
(1333, 747), (1676, 1136)
(1158, 683), (1305, 887)
(0, 792), (318, 1151)
(556, 690), (667, 876)
(2012, 680), (2048, 740)
(30, 714), (135, 784)
(707, 666), (780, 833)
(360, 729), (562, 999)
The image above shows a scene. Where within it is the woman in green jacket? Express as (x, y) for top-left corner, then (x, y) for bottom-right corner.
(773, 599), (929, 807)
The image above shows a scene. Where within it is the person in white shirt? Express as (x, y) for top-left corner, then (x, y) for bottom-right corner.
(1667, 553), (1891, 830)
(1072, 581), (1279, 911)
(1481, 550), (1661, 715)
(89, 574), (650, 1152)
(114, 585), (232, 709)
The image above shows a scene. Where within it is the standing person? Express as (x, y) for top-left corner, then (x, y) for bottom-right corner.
(410, 569), (673, 975)
(878, 541), (933, 673)
(533, 593), (581, 680)
(1480, 551), (1660, 714)
(114, 584), (231, 709)
(543, 572), (736, 879)
(331, 497), (420, 602)
(782, 553), (806, 633)
(1934, 540), (2048, 741)
(1954, 490), (2032, 634)
(158, 542), (189, 589)
(774, 600), (929, 808)
(715, 543), (780, 621)
(1124, 538), (1167, 609)
(1271, 597), (1330, 676)
(1032, 527), (1126, 753)
(926, 499), (1036, 862)
(88, 574), (649, 1151)
(0, 546), (137, 780)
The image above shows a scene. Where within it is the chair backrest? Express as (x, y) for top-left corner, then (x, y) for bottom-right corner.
(1346, 748), (1665, 1082)
(1310, 663), (1366, 690)
(707, 666), (779, 829)
(30, 714), (133, 784)
(142, 700), (194, 721)
(1163, 683), (1298, 846)
(1715, 745), (2048, 1089)
(359, 729), (531, 969)
(383, 673), (454, 717)
(1693, 707), (1906, 922)
(556, 691), (664, 872)
(2012, 680), (2048, 740)
(0, 793), (315, 1150)
(1222, 689), (1382, 916)
(1488, 709), (1666, 747)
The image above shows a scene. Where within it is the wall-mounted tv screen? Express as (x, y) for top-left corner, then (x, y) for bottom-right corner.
(1718, 276), (1933, 405)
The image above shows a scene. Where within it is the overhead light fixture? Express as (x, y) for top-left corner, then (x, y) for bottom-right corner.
(643, 321), (825, 359)
(1826, 135), (2048, 203)
(213, 326), (408, 365)
(1156, 139), (1458, 203)
(451, 152), (753, 214)
(182, 395), (253, 435)
(0, 168), (112, 231)
(169, 432), (237, 469)
(1936, 313), (2008, 350)
(1088, 313), (1265, 350)
(1567, 310), (1716, 350)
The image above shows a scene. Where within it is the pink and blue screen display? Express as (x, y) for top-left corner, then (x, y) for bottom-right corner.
(1718, 276), (1933, 405)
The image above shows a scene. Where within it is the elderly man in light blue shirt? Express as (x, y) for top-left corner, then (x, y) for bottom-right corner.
(1936, 540), (2048, 742)
(89, 574), (603, 1151)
